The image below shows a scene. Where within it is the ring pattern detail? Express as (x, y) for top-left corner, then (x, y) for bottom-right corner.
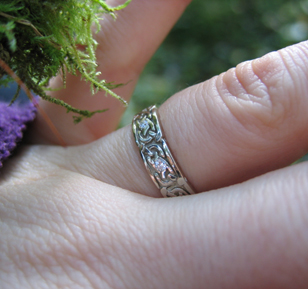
(132, 105), (195, 197)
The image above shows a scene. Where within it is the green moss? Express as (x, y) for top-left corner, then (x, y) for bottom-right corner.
(0, 0), (131, 122)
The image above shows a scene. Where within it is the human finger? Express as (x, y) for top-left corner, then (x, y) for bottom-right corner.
(31, 0), (193, 145)
(47, 41), (308, 197)
(141, 162), (308, 288)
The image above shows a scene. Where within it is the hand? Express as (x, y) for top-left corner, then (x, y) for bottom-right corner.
(1, 0), (308, 288)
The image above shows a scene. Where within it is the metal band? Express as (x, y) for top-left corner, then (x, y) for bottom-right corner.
(132, 105), (195, 197)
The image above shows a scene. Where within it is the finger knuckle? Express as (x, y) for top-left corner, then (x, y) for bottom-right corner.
(217, 49), (297, 131)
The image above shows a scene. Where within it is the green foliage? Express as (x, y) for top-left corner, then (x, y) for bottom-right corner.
(0, 0), (130, 121)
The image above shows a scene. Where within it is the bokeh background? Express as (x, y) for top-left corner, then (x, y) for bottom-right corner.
(120, 0), (308, 125)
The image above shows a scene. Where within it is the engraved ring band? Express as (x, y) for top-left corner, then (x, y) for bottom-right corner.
(132, 105), (196, 197)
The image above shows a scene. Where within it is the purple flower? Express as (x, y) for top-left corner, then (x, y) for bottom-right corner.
(0, 101), (37, 168)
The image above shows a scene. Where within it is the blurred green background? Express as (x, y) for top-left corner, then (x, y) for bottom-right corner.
(120, 0), (308, 126)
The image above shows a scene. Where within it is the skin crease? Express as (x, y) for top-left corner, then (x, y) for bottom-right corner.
(1, 0), (308, 288)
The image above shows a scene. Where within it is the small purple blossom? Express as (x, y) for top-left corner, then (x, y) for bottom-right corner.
(0, 101), (37, 168)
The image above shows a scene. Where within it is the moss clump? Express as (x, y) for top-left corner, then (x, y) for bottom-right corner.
(0, 0), (131, 122)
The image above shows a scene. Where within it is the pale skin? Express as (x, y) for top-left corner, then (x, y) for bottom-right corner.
(1, 0), (308, 288)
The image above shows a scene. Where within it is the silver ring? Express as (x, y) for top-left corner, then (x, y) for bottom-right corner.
(132, 105), (196, 197)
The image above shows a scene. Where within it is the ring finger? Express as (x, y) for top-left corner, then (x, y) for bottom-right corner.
(45, 41), (308, 197)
